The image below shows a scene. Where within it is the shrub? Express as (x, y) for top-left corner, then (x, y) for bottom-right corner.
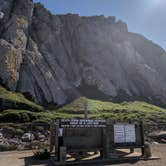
(33, 126), (44, 132)
(33, 149), (50, 160)
(0, 110), (38, 123)
(20, 112), (30, 122)
(0, 112), (21, 122)
(0, 144), (17, 152)
(15, 128), (24, 136)
(2, 126), (16, 138)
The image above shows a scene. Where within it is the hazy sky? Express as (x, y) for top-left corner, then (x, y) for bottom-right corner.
(34, 0), (166, 50)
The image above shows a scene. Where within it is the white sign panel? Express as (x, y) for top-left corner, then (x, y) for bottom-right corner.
(114, 125), (125, 143)
(114, 124), (136, 143)
(125, 125), (136, 143)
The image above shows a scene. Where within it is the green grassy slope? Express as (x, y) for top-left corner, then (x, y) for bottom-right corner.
(0, 85), (43, 111)
(0, 84), (166, 124)
(57, 97), (166, 123)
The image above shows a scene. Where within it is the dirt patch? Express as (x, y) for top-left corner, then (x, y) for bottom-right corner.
(0, 150), (51, 166)
(111, 144), (166, 166)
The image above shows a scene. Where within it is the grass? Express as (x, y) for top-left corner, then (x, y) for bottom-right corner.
(0, 109), (84, 124)
(0, 85), (166, 124)
(0, 85), (43, 111)
(1, 96), (166, 124)
(56, 97), (166, 123)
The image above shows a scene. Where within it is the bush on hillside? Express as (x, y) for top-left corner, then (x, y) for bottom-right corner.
(0, 110), (38, 123)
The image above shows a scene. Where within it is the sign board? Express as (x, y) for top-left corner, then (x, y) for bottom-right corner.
(53, 119), (145, 161)
(63, 128), (103, 150)
(125, 124), (136, 143)
(60, 119), (106, 128)
(114, 124), (136, 143)
(114, 124), (125, 143)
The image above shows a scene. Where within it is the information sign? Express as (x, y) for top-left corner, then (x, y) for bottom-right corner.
(60, 119), (106, 128)
(114, 124), (136, 143)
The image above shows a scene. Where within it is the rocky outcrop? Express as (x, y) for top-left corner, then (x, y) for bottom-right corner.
(1, 0), (166, 106)
(0, 0), (33, 89)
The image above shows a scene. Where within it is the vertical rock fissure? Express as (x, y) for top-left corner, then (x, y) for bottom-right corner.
(16, 1), (34, 91)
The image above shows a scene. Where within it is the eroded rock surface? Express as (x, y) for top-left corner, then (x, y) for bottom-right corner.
(1, 0), (166, 106)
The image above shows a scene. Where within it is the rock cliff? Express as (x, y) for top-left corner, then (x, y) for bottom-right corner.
(1, 0), (166, 106)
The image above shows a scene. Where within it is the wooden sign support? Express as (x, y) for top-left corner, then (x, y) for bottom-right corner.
(59, 146), (67, 164)
(55, 119), (60, 157)
(140, 121), (145, 156)
(102, 120), (110, 158)
(50, 120), (55, 152)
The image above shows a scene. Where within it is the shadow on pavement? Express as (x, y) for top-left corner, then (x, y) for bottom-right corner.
(19, 156), (52, 166)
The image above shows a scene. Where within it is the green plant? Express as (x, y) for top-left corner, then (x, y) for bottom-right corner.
(33, 149), (50, 160)
(56, 97), (166, 123)
(0, 144), (17, 152)
(0, 85), (43, 111)
(15, 128), (24, 136)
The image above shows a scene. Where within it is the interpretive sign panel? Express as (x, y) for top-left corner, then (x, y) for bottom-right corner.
(114, 124), (136, 143)
(60, 119), (106, 128)
(114, 124), (125, 143)
(125, 124), (136, 143)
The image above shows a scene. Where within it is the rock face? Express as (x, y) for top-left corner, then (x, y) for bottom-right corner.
(1, 0), (166, 106)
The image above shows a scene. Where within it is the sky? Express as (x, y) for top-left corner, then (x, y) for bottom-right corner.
(34, 0), (166, 50)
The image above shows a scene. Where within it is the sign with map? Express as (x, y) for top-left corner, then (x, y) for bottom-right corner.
(114, 124), (136, 143)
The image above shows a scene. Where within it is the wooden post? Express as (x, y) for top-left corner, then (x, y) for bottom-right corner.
(102, 120), (110, 159)
(56, 119), (65, 162)
(130, 147), (134, 153)
(55, 119), (60, 157)
(140, 121), (145, 156)
(109, 122), (115, 158)
(144, 143), (152, 158)
(50, 120), (55, 152)
(59, 146), (67, 164)
(84, 102), (88, 119)
(129, 120), (134, 153)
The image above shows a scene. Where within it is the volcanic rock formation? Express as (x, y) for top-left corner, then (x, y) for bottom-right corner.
(1, 0), (166, 106)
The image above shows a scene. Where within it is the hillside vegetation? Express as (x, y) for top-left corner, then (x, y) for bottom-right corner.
(0, 85), (166, 124)
(57, 97), (166, 123)
(0, 85), (43, 111)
